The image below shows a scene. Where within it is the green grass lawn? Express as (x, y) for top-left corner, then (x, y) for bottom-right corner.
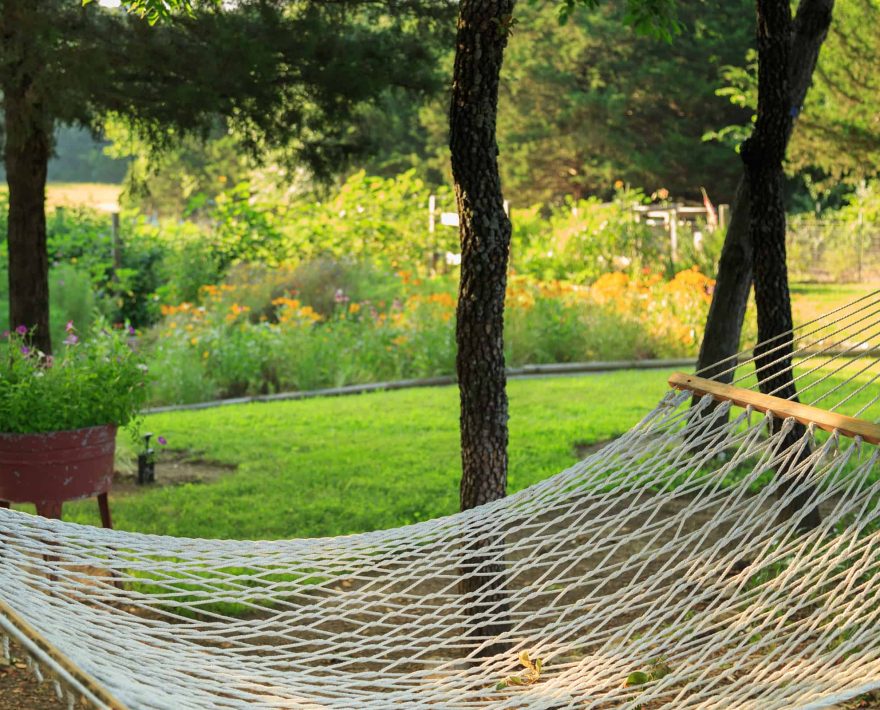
(63, 370), (674, 539)
(57, 359), (880, 540)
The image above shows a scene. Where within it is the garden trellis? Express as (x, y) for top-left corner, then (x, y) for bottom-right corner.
(4, 293), (880, 707)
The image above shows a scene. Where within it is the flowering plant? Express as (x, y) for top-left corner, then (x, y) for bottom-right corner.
(0, 320), (149, 434)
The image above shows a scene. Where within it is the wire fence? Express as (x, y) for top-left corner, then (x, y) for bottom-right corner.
(788, 218), (880, 282)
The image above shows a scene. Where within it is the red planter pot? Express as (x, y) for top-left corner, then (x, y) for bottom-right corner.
(0, 424), (116, 527)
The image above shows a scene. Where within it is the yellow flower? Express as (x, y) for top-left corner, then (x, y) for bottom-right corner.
(190, 337), (199, 346)
(349, 303), (361, 315)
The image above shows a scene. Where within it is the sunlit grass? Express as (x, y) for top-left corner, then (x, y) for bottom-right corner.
(64, 370), (674, 539)
(55, 361), (880, 542)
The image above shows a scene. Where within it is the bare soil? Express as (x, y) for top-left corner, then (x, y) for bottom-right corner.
(0, 645), (73, 709)
(111, 449), (237, 495)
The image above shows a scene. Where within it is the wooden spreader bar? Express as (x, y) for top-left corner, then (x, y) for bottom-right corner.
(668, 372), (880, 445)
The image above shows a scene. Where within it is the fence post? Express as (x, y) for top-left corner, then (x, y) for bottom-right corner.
(718, 204), (729, 231)
(669, 204), (679, 271)
(857, 211), (864, 283)
(111, 212), (122, 285)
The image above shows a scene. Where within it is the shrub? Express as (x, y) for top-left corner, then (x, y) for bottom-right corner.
(0, 321), (148, 434)
(143, 267), (717, 405)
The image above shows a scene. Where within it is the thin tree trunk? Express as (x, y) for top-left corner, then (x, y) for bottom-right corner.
(2, 1), (53, 355)
(695, 0), (835, 382)
(4, 96), (52, 355)
(450, 0), (515, 656)
(744, 0), (821, 529)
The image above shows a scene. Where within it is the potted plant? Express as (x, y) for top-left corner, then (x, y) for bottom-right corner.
(0, 320), (149, 526)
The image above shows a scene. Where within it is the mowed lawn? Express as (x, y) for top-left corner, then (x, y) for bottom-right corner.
(791, 282), (880, 325)
(63, 370), (674, 539)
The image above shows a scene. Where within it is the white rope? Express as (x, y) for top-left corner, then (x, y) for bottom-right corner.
(3, 294), (880, 707)
(700, 289), (880, 380)
(1, 387), (880, 708)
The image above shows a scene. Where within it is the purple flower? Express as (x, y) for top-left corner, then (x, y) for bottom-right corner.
(157, 436), (167, 446)
(65, 320), (75, 333)
(20, 346), (30, 356)
(334, 288), (349, 304)
(15, 325), (27, 335)
(128, 326), (136, 335)
(63, 334), (79, 346)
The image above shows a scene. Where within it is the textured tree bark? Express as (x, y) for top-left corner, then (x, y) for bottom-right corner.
(743, 0), (821, 529)
(2, 1), (53, 355)
(695, 0), (835, 383)
(4, 91), (52, 355)
(449, 0), (515, 656)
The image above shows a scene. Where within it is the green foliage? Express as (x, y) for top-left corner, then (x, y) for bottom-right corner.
(788, 0), (880, 186)
(0, 321), (148, 434)
(787, 182), (880, 281)
(511, 189), (663, 281)
(145, 262), (716, 405)
(708, 0), (880, 191)
(556, 0), (684, 40)
(106, 121), (249, 218)
(493, 0), (754, 206)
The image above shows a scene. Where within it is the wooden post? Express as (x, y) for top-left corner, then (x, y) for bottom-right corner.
(857, 211), (864, 283)
(428, 194), (436, 234)
(669, 204), (679, 271)
(718, 204), (730, 231)
(111, 212), (121, 285)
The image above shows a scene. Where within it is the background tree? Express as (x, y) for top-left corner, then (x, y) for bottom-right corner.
(419, 0), (754, 206)
(787, 0), (880, 187)
(496, 0), (753, 205)
(695, 0), (834, 384)
(0, 0), (445, 353)
(743, 0), (821, 527)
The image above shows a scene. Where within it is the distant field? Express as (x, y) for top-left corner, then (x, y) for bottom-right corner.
(0, 182), (124, 212)
(45, 182), (122, 211)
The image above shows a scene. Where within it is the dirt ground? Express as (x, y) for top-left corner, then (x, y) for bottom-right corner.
(112, 449), (237, 494)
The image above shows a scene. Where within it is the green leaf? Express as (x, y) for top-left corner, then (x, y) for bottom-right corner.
(625, 671), (650, 687)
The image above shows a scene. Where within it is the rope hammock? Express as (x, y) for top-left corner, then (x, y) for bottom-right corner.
(4, 293), (880, 709)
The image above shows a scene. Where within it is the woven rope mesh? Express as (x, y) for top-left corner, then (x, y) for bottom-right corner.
(3, 293), (880, 708)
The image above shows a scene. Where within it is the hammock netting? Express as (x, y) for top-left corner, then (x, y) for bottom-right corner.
(3, 292), (880, 709)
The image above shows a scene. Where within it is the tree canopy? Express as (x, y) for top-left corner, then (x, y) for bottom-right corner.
(1, 0), (448, 351)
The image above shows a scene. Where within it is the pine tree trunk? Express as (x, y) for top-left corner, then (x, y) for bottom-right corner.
(744, 0), (821, 529)
(449, 0), (515, 656)
(695, 0), (834, 382)
(2, 2), (53, 355)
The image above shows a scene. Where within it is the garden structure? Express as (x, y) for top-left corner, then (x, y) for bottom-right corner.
(0, 425), (116, 527)
(2, 292), (880, 707)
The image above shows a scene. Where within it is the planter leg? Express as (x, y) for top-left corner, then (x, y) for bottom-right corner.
(0, 501), (8, 509)
(35, 501), (62, 520)
(98, 493), (113, 529)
